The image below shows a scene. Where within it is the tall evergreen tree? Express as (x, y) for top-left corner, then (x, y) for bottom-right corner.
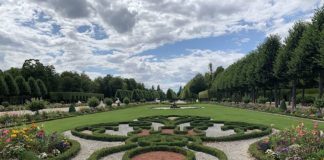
(15, 76), (31, 96)
(37, 79), (48, 98)
(4, 73), (19, 96)
(0, 76), (9, 98)
(28, 77), (41, 98)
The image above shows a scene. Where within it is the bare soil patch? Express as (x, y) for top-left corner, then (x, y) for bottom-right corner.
(137, 129), (150, 136)
(161, 129), (174, 134)
(131, 151), (185, 160)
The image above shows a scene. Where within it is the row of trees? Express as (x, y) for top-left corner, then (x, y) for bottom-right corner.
(179, 6), (324, 110)
(0, 72), (47, 103)
(1, 59), (171, 104)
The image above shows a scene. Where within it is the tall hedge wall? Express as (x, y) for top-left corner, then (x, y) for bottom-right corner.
(49, 92), (104, 102)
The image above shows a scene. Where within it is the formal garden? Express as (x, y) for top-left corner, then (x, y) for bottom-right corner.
(1, 3), (324, 160)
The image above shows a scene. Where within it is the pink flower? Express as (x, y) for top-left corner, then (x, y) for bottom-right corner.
(5, 138), (11, 143)
(2, 129), (9, 135)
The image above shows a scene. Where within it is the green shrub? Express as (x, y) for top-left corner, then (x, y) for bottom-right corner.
(279, 100), (287, 111)
(26, 98), (46, 112)
(88, 97), (99, 108)
(1, 101), (9, 108)
(88, 144), (137, 160)
(123, 97), (130, 105)
(188, 143), (227, 160)
(296, 95), (315, 105)
(243, 96), (250, 104)
(104, 98), (113, 107)
(69, 104), (76, 113)
(314, 98), (324, 112)
(257, 97), (268, 104)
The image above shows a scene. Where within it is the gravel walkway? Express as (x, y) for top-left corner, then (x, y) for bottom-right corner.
(179, 122), (190, 131)
(206, 124), (235, 137)
(204, 137), (261, 160)
(152, 122), (164, 131)
(101, 151), (125, 160)
(195, 151), (219, 160)
(105, 124), (133, 136)
(63, 131), (124, 160)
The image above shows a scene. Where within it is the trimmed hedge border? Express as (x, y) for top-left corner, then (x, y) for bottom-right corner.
(122, 145), (196, 160)
(187, 143), (228, 160)
(87, 144), (138, 160)
(202, 128), (272, 142)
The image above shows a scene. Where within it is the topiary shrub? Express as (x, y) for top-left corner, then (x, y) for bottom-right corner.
(26, 98), (46, 113)
(314, 98), (324, 113)
(279, 100), (287, 111)
(69, 103), (76, 113)
(88, 97), (99, 108)
(257, 97), (268, 104)
(104, 98), (113, 107)
(123, 97), (130, 105)
(243, 96), (250, 104)
(1, 101), (9, 108)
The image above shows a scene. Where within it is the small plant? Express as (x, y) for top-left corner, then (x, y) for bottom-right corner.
(243, 96), (251, 104)
(104, 98), (113, 107)
(69, 103), (76, 113)
(123, 97), (130, 105)
(87, 97), (99, 108)
(279, 100), (287, 111)
(1, 101), (10, 108)
(314, 98), (324, 113)
(257, 96), (268, 104)
(26, 98), (46, 113)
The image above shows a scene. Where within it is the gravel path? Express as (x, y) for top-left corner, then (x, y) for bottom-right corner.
(206, 124), (235, 137)
(105, 124), (133, 136)
(152, 122), (164, 131)
(101, 151), (125, 160)
(179, 122), (190, 131)
(63, 131), (124, 160)
(204, 137), (261, 160)
(195, 151), (219, 160)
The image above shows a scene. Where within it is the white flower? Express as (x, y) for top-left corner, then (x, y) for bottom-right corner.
(265, 149), (274, 155)
(38, 152), (48, 159)
(52, 149), (61, 156)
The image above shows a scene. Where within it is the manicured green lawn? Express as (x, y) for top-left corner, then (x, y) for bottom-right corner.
(37, 103), (324, 133)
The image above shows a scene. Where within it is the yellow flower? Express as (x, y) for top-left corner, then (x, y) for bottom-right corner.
(11, 134), (17, 138)
(12, 130), (18, 134)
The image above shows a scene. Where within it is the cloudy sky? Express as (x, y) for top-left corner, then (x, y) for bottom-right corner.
(0, 0), (323, 91)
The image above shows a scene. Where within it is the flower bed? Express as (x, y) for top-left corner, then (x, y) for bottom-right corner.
(249, 122), (324, 160)
(0, 123), (80, 159)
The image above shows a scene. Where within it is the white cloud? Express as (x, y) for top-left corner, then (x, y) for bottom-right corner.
(0, 0), (322, 91)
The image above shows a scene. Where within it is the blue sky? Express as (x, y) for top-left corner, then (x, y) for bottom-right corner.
(0, 0), (322, 91)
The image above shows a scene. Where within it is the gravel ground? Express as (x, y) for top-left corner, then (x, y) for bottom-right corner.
(105, 124), (133, 136)
(101, 151), (125, 160)
(152, 122), (164, 131)
(206, 124), (235, 137)
(204, 137), (262, 160)
(195, 151), (219, 160)
(179, 122), (190, 131)
(63, 131), (124, 160)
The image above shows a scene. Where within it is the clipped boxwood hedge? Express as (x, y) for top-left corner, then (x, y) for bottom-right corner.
(188, 143), (227, 160)
(122, 145), (195, 160)
(87, 144), (137, 160)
